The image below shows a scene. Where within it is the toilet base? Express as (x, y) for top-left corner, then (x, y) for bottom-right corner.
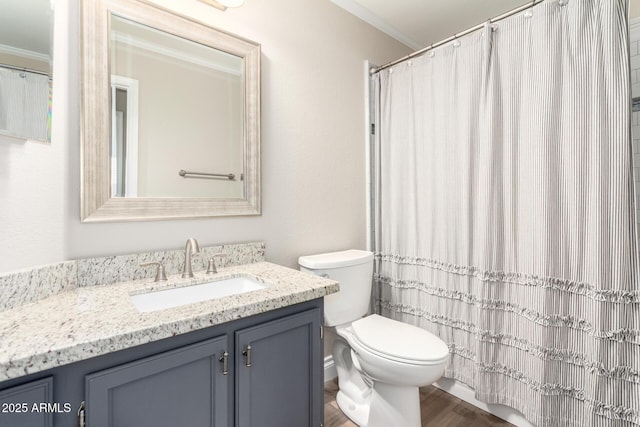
(367, 382), (421, 427)
(336, 390), (370, 427)
(335, 382), (421, 427)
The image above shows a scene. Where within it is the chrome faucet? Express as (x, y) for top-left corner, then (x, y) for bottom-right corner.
(181, 238), (201, 278)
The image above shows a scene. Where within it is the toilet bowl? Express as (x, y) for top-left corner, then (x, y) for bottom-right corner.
(299, 250), (449, 427)
(334, 315), (448, 427)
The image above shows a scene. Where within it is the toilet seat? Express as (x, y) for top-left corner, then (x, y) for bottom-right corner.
(350, 315), (449, 366)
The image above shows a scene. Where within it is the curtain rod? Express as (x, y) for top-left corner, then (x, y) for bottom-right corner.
(0, 63), (50, 78)
(370, 0), (544, 75)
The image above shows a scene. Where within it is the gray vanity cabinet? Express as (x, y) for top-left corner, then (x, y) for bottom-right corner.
(84, 335), (229, 427)
(0, 299), (324, 427)
(0, 377), (53, 427)
(235, 309), (322, 427)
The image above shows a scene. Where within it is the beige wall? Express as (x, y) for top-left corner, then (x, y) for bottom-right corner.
(632, 0), (640, 19)
(0, 53), (49, 74)
(0, 0), (411, 273)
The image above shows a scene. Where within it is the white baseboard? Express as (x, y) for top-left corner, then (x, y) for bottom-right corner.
(324, 355), (534, 426)
(433, 377), (535, 427)
(324, 355), (337, 382)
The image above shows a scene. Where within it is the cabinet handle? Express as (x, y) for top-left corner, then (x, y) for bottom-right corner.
(219, 351), (229, 375)
(242, 344), (252, 367)
(77, 401), (86, 427)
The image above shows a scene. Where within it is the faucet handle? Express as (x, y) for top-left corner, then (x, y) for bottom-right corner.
(206, 253), (227, 275)
(140, 261), (168, 282)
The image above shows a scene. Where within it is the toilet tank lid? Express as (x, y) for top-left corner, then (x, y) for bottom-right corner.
(298, 249), (374, 269)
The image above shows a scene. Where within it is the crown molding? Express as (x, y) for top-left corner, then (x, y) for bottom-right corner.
(111, 31), (241, 76)
(329, 0), (420, 50)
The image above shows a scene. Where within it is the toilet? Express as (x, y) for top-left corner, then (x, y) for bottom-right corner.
(299, 249), (449, 427)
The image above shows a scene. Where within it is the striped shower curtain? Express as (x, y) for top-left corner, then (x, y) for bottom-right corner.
(0, 67), (50, 141)
(373, 0), (639, 425)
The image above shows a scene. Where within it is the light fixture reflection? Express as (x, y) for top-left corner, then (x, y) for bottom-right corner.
(218, 0), (244, 6)
(198, 0), (244, 10)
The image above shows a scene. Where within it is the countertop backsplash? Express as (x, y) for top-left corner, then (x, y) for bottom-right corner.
(0, 241), (266, 312)
(0, 261), (78, 312)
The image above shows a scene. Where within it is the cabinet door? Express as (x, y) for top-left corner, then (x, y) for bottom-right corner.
(0, 377), (53, 427)
(85, 335), (229, 427)
(235, 308), (322, 427)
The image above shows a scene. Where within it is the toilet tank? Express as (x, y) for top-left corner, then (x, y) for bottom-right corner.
(298, 250), (374, 327)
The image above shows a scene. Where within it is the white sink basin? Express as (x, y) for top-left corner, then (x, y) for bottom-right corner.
(130, 276), (268, 312)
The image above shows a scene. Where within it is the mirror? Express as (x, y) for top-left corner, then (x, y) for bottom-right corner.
(110, 15), (244, 199)
(0, 0), (53, 142)
(81, 0), (261, 222)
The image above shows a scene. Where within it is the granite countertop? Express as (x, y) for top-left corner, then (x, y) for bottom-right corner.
(0, 262), (338, 382)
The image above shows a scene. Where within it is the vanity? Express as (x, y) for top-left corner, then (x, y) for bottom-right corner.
(0, 244), (338, 427)
(0, 0), (330, 424)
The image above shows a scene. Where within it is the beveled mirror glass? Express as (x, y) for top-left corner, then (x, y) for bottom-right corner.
(81, 0), (260, 222)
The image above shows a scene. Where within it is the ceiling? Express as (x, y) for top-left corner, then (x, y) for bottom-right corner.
(330, 0), (533, 50)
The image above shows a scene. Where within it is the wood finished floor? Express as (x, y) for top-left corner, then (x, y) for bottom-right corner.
(324, 379), (514, 427)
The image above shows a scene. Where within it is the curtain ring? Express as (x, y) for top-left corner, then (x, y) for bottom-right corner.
(485, 19), (497, 32)
(524, 0), (534, 18)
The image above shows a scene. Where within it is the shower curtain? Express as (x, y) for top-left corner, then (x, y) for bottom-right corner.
(373, 1), (639, 425)
(0, 67), (50, 141)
